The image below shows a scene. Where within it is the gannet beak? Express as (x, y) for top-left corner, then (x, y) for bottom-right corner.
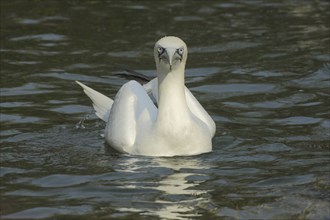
(165, 48), (177, 70)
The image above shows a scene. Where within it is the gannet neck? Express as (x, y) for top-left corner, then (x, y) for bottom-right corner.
(153, 36), (190, 126)
(156, 65), (189, 124)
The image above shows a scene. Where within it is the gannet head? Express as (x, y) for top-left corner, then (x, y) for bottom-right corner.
(154, 36), (188, 72)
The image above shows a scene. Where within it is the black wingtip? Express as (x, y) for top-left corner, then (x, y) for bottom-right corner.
(113, 69), (153, 84)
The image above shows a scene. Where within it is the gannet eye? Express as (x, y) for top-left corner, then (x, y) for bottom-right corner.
(177, 47), (184, 55)
(157, 47), (164, 54)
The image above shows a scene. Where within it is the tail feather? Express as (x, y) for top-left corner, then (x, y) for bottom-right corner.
(76, 81), (113, 122)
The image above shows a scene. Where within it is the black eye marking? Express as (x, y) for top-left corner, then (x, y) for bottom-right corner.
(177, 47), (184, 56)
(176, 47), (184, 62)
(157, 46), (165, 62)
(158, 47), (165, 55)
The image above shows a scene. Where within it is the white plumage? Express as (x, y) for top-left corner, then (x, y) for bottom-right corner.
(76, 36), (215, 156)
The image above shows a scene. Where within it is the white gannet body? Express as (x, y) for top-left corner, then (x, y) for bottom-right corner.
(76, 36), (215, 156)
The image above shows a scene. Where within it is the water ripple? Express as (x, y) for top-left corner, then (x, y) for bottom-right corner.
(2, 205), (92, 219)
(10, 33), (67, 42)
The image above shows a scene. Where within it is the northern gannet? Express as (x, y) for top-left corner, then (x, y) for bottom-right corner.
(76, 36), (215, 156)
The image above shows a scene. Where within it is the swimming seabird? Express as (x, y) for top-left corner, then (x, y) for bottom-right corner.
(76, 36), (215, 156)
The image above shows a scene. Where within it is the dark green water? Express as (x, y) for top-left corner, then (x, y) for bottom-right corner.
(1, 1), (329, 219)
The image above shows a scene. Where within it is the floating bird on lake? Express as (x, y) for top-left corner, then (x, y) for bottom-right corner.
(76, 36), (215, 156)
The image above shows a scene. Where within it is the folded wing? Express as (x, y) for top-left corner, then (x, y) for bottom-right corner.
(105, 80), (157, 154)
